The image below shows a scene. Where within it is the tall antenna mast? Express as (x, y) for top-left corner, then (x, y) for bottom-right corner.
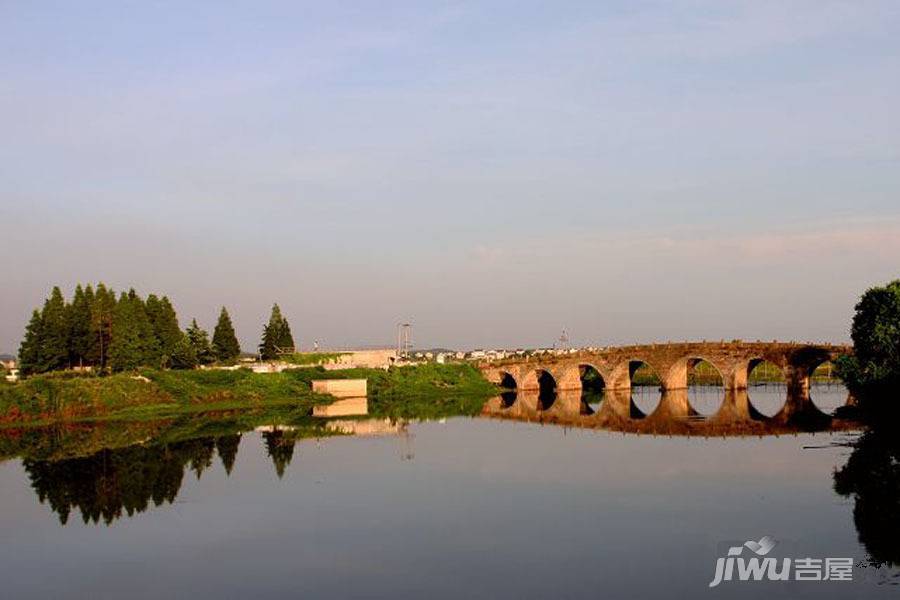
(397, 322), (412, 359)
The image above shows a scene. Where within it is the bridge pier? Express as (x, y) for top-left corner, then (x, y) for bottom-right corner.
(648, 389), (692, 420)
(710, 389), (755, 422)
(725, 362), (750, 391)
(784, 365), (811, 400)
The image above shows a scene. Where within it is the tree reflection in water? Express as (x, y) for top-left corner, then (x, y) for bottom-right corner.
(21, 433), (257, 526)
(833, 426), (900, 567)
(262, 430), (295, 479)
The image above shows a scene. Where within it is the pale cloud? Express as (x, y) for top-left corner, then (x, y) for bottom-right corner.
(465, 218), (900, 273)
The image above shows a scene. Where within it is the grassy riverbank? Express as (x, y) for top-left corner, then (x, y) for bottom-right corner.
(0, 363), (498, 428)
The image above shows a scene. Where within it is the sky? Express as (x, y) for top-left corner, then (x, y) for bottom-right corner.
(2, 0), (899, 353)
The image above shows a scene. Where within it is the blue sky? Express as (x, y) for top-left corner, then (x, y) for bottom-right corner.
(2, 1), (899, 352)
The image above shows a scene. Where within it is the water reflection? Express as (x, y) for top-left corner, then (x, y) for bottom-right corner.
(261, 430), (295, 479)
(1, 385), (897, 599)
(22, 437), (236, 525)
(833, 427), (900, 567)
(0, 384), (892, 582)
(481, 385), (856, 436)
(311, 396), (369, 417)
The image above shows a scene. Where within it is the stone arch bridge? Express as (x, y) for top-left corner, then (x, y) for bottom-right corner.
(479, 341), (849, 397)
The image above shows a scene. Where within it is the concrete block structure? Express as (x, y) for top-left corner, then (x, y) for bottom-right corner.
(311, 378), (368, 398)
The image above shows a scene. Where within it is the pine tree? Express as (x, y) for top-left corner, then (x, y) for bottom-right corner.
(40, 286), (70, 372)
(275, 310), (295, 352)
(186, 319), (214, 365)
(259, 322), (277, 360)
(129, 289), (159, 361)
(89, 283), (117, 370)
(169, 333), (198, 370)
(145, 294), (182, 367)
(67, 284), (93, 368)
(211, 307), (241, 363)
(108, 290), (157, 371)
(259, 304), (295, 359)
(157, 297), (182, 358)
(18, 310), (45, 376)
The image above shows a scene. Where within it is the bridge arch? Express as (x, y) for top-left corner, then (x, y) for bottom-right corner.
(787, 355), (844, 415)
(556, 363), (607, 392)
(686, 357), (724, 386)
(747, 357), (787, 384)
(621, 359), (662, 415)
(521, 369), (558, 410)
(656, 355), (727, 391)
(683, 357), (725, 416)
(606, 358), (663, 390)
(629, 359), (662, 388)
(498, 371), (518, 390)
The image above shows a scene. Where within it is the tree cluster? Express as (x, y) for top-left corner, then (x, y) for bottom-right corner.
(835, 279), (900, 404)
(17, 284), (245, 375)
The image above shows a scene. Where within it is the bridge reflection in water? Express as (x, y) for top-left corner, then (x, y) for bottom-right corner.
(481, 387), (858, 436)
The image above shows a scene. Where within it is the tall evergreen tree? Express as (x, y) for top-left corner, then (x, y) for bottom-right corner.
(108, 290), (157, 371)
(89, 283), (117, 369)
(186, 319), (214, 365)
(18, 310), (45, 376)
(157, 297), (182, 358)
(169, 333), (198, 370)
(67, 284), (94, 368)
(145, 294), (182, 367)
(259, 323), (277, 360)
(259, 304), (295, 359)
(40, 286), (70, 372)
(211, 307), (241, 363)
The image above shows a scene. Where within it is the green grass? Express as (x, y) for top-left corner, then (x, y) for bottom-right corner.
(0, 363), (499, 428)
(0, 363), (499, 463)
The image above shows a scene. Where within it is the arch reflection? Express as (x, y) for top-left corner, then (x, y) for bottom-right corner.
(480, 387), (858, 437)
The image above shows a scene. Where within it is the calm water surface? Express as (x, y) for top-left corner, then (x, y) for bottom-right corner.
(1, 384), (897, 599)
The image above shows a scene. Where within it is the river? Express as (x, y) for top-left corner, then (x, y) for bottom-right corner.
(0, 384), (896, 598)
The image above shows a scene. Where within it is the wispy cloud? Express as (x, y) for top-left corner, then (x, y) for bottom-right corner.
(468, 217), (900, 268)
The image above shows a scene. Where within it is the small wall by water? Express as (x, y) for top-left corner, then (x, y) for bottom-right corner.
(312, 379), (368, 398)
